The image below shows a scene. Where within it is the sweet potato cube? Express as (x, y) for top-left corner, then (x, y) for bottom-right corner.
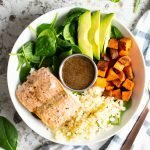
(114, 61), (124, 71)
(108, 38), (118, 49)
(110, 49), (119, 59)
(119, 38), (132, 50)
(97, 60), (109, 77)
(112, 79), (122, 88)
(95, 77), (107, 88)
(107, 68), (119, 81)
(103, 90), (112, 97)
(122, 79), (134, 90)
(118, 56), (131, 67)
(122, 91), (132, 101)
(106, 82), (115, 90)
(112, 89), (122, 99)
(101, 54), (110, 61)
(123, 66), (134, 79)
(117, 71), (125, 82)
(119, 50), (129, 56)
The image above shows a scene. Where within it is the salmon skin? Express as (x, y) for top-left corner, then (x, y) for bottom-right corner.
(16, 67), (80, 130)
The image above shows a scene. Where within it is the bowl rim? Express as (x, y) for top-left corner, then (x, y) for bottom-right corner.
(7, 6), (146, 145)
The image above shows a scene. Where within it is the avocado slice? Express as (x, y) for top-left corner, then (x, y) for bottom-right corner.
(100, 13), (114, 53)
(88, 11), (100, 60)
(78, 11), (93, 59)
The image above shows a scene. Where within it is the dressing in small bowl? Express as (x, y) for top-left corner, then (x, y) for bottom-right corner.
(59, 54), (97, 91)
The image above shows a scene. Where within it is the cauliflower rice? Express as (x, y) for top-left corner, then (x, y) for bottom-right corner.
(54, 86), (126, 141)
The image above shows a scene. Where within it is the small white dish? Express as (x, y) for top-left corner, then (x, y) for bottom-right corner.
(7, 7), (146, 145)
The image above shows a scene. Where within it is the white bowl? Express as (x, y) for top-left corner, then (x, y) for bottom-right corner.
(7, 7), (146, 145)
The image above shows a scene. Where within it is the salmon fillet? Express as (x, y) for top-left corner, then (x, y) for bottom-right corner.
(16, 67), (80, 130)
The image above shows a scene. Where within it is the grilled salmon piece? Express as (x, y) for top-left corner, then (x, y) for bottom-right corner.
(35, 92), (80, 130)
(16, 67), (80, 129)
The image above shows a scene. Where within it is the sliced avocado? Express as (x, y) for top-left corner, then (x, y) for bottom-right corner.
(78, 11), (93, 58)
(100, 13), (114, 53)
(88, 11), (100, 60)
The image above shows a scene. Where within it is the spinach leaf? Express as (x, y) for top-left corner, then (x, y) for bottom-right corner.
(69, 21), (78, 44)
(37, 24), (50, 36)
(111, 26), (123, 39)
(21, 41), (40, 63)
(63, 23), (75, 44)
(52, 56), (60, 76)
(50, 13), (58, 28)
(67, 8), (88, 18)
(56, 38), (81, 53)
(20, 64), (31, 83)
(35, 29), (56, 56)
(123, 99), (132, 110)
(0, 116), (18, 150)
(59, 49), (72, 61)
(134, 0), (140, 13)
(39, 56), (53, 67)
(55, 25), (64, 37)
(36, 13), (58, 36)
(110, 0), (120, 2)
(63, 8), (87, 25)
(15, 41), (40, 71)
(17, 55), (26, 70)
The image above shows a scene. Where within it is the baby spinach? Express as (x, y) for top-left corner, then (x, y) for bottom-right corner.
(17, 41), (40, 64)
(111, 26), (123, 39)
(21, 41), (40, 63)
(69, 21), (78, 44)
(37, 23), (50, 36)
(36, 14), (57, 36)
(0, 116), (18, 150)
(20, 64), (31, 83)
(51, 56), (60, 76)
(55, 25), (64, 37)
(63, 23), (75, 44)
(56, 38), (81, 53)
(35, 29), (56, 56)
(59, 49), (72, 61)
(63, 8), (87, 25)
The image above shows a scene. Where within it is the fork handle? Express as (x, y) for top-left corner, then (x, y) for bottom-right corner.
(121, 106), (149, 150)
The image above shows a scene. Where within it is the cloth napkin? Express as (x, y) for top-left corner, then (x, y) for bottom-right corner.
(36, 9), (150, 150)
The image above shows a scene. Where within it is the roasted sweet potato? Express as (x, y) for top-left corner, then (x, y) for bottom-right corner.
(119, 50), (129, 56)
(109, 59), (116, 68)
(117, 71), (125, 82)
(122, 91), (132, 101)
(106, 68), (119, 81)
(112, 79), (122, 88)
(106, 82), (115, 90)
(118, 56), (131, 67)
(110, 48), (119, 59)
(123, 66), (134, 79)
(113, 61), (124, 71)
(112, 89), (122, 99)
(97, 60), (109, 77)
(119, 38), (132, 50)
(95, 77), (107, 88)
(122, 79), (134, 90)
(108, 38), (118, 49)
(103, 90), (112, 97)
(101, 53), (110, 61)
